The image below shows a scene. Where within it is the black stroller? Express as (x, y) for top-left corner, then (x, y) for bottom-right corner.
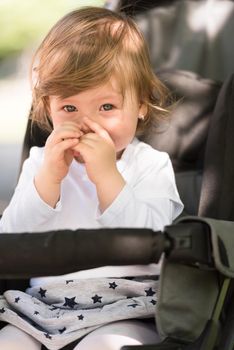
(1, 68), (234, 350)
(1, 0), (234, 349)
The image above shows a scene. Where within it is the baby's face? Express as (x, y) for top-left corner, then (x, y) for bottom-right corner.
(48, 77), (147, 157)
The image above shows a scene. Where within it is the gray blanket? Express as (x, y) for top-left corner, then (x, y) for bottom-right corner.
(0, 276), (158, 350)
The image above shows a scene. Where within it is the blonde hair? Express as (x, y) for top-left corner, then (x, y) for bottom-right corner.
(31, 6), (171, 136)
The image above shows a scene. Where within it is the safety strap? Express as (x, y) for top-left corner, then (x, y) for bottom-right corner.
(200, 277), (231, 350)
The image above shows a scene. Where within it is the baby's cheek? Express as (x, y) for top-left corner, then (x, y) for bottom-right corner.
(111, 134), (131, 153)
(101, 119), (134, 149)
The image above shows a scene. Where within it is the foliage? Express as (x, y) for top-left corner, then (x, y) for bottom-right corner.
(0, 0), (105, 60)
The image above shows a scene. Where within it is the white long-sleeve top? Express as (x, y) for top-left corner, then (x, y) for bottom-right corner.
(0, 138), (183, 282)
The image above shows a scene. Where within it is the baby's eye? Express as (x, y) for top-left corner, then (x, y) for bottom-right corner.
(63, 105), (77, 112)
(101, 104), (114, 111)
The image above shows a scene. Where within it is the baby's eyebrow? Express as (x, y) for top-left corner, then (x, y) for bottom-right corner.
(54, 96), (74, 103)
(99, 93), (120, 98)
(55, 92), (123, 104)
(95, 94), (123, 102)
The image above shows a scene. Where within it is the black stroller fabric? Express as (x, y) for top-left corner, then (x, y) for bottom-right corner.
(142, 69), (221, 173)
(199, 73), (234, 220)
(141, 69), (221, 216)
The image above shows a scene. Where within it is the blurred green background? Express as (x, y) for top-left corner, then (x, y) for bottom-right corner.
(0, 0), (105, 62)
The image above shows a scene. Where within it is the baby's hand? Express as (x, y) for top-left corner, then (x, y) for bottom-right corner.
(72, 117), (117, 185)
(34, 121), (83, 208)
(72, 117), (125, 211)
(40, 122), (82, 185)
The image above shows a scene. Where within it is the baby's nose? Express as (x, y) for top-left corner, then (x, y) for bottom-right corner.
(76, 115), (92, 133)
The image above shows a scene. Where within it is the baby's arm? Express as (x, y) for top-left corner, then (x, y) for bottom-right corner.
(90, 143), (183, 231)
(34, 122), (82, 208)
(0, 122), (83, 233)
(73, 118), (126, 212)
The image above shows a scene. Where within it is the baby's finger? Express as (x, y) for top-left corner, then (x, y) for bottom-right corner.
(47, 129), (82, 146)
(56, 123), (81, 133)
(71, 141), (92, 162)
(80, 122), (91, 134)
(73, 136), (96, 151)
(83, 117), (112, 142)
(52, 138), (79, 156)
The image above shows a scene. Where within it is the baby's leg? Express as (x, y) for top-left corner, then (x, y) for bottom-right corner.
(74, 319), (160, 350)
(0, 324), (41, 350)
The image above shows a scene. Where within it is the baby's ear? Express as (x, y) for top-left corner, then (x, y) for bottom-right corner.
(139, 102), (148, 118)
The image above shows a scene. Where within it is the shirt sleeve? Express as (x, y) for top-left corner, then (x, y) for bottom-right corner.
(0, 147), (62, 233)
(96, 154), (184, 231)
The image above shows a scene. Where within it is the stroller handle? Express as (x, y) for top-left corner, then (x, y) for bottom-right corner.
(0, 221), (212, 278)
(0, 228), (167, 278)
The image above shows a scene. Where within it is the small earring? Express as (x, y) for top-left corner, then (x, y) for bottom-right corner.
(139, 115), (145, 120)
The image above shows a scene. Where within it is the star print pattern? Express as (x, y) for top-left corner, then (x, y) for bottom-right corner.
(63, 297), (78, 309)
(59, 327), (66, 334)
(145, 287), (156, 296)
(109, 282), (118, 289)
(92, 294), (102, 303)
(0, 277), (158, 349)
(38, 288), (47, 298)
(44, 333), (52, 339)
